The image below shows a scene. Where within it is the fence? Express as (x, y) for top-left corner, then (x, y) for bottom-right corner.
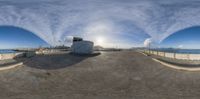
(143, 50), (200, 60)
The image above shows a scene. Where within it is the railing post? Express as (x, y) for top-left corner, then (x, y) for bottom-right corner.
(156, 51), (158, 56)
(174, 53), (176, 59)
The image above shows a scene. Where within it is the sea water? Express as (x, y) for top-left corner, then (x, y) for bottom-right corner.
(0, 50), (16, 54)
(152, 48), (200, 54)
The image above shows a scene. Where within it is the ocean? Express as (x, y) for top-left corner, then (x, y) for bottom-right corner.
(0, 50), (16, 54)
(152, 48), (200, 54)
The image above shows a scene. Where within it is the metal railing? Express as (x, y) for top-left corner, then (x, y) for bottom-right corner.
(143, 50), (200, 60)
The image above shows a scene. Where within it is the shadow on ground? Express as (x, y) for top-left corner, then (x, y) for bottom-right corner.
(15, 53), (101, 70)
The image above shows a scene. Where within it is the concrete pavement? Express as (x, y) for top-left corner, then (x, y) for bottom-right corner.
(0, 51), (199, 99)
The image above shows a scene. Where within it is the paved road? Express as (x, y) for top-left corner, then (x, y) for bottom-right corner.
(0, 51), (200, 99)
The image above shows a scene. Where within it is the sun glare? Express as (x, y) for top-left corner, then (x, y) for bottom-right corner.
(96, 37), (105, 46)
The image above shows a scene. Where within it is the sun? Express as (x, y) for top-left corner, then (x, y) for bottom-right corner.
(96, 37), (105, 46)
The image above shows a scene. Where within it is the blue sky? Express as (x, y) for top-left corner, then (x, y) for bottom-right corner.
(161, 26), (200, 49)
(0, 26), (49, 49)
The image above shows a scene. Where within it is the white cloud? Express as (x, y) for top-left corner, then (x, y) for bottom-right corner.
(84, 21), (116, 35)
(178, 45), (183, 48)
(144, 38), (152, 47)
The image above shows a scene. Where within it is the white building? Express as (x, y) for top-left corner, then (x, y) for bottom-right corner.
(71, 37), (94, 54)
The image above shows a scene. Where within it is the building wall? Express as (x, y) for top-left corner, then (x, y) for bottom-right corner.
(71, 41), (94, 54)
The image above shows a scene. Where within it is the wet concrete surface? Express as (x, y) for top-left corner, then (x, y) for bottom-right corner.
(0, 51), (200, 99)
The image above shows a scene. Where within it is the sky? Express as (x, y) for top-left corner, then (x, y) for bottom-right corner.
(0, 0), (200, 48)
(0, 26), (49, 49)
(161, 26), (200, 49)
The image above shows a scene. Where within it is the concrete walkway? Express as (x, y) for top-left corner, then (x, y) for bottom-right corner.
(0, 51), (199, 99)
